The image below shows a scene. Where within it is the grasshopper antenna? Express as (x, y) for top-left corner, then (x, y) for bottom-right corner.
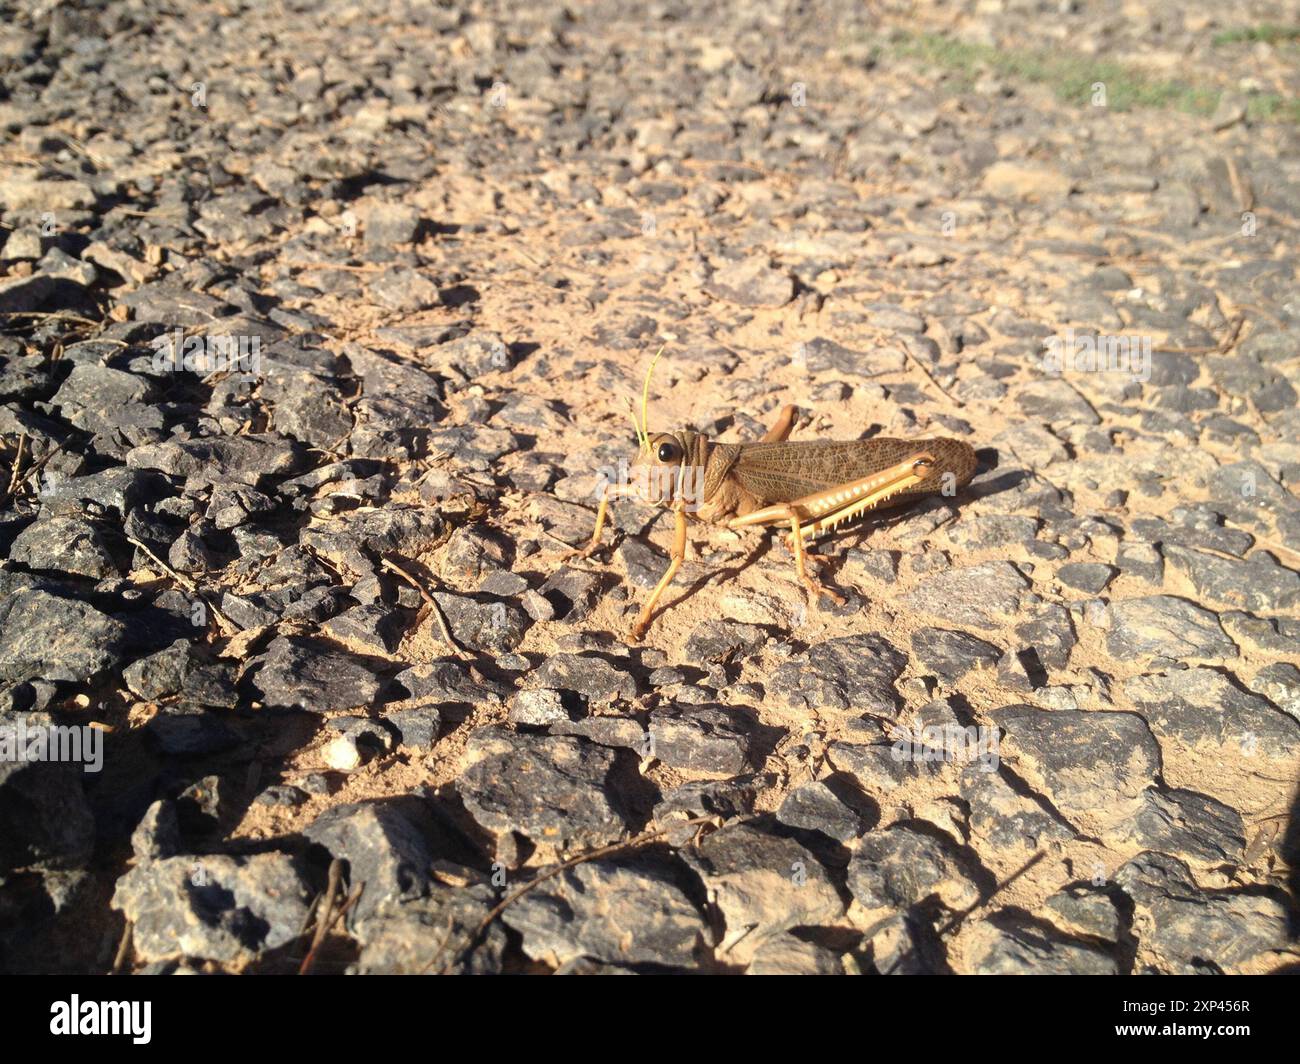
(640, 343), (666, 445)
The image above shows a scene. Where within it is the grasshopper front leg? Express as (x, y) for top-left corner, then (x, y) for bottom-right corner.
(629, 497), (689, 642)
(561, 482), (636, 562)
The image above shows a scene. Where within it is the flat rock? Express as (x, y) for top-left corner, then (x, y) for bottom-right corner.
(1164, 546), (1299, 614)
(1122, 667), (1300, 759)
(775, 781), (862, 844)
(1113, 788), (1245, 866)
(959, 764), (1075, 852)
(847, 824), (982, 914)
(458, 728), (630, 850)
(900, 561), (1030, 628)
(680, 822), (843, 965)
(990, 705), (1160, 831)
(0, 589), (127, 684)
(1105, 596), (1236, 661)
(705, 255), (795, 307)
(910, 627), (1002, 683)
(648, 704), (756, 775)
(526, 652), (636, 704)
(967, 911), (1119, 975)
(304, 799), (433, 919)
(127, 434), (305, 488)
(502, 859), (704, 969)
(251, 636), (385, 712)
(1115, 852), (1289, 972)
(9, 515), (121, 579)
(769, 633), (907, 715)
(112, 853), (313, 963)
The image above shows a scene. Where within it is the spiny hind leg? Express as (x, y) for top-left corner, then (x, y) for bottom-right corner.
(781, 452), (939, 549)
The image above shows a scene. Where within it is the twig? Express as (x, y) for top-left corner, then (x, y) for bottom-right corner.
(902, 341), (963, 408)
(0, 311), (103, 331)
(125, 534), (238, 635)
(1225, 156), (1254, 214)
(298, 859), (345, 975)
(3, 432), (27, 502)
(110, 920), (133, 974)
(379, 557), (466, 660)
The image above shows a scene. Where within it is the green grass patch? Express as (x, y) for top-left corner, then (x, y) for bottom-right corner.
(878, 31), (1300, 124)
(1212, 24), (1300, 46)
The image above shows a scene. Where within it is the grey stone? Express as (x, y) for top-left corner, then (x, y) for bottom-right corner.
(770, 633), (907, 716)
(1114, 788), (1245, 865)
(502, 859), (704, 969)
(458, 728), (630, 849)
(648, 704), (756, 775)
(681, 822), (843, 965)
(959, 764), (1075, 851)
(847, 824), (982, 914)
(304, 799), (433, 919)
(1164, 546), (1299, 614)
(900, 561), (1030, 627)
(527, 653), (636, 704)
(1123, 667), (1300, 758)
(1106, 596), (1236, 661)
(251, 636), (385, 712)
(990, 705), (1160, 830)
(0, 589), (126, 684)
(112, 853), (313, 963)
(776, 781), (862, 843)
(968, 911), (1119, 975)
(9, 515), (120, 579)
(1115, 852), (1289, 971)
(910, 627), (1002, 683)
(1056, 562), (1116, 594)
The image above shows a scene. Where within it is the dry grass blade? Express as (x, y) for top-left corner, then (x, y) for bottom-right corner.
(379, 557), (467, 660)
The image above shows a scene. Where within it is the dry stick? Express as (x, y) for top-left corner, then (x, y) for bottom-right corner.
(1225, 156), (1255, 214)
(379, 557), (467, 660)
(0, 310), (103, 325)
(125, 535), (239, 635)
(1217, 313), (1247, 355)
(3, 432), (27, 502)
(10, 441), (62, 500)
(299, 884), (364, 975)
(433, 816), (717, 974)
(902, 340), (963, 408)
(110, 920), (133, 975)
(298, 859), (344, 975)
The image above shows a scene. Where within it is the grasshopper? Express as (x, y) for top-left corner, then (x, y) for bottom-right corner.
(563, 351), (978, 641)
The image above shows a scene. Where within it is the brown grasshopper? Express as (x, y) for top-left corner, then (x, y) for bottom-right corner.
(563, 352), (978, 641)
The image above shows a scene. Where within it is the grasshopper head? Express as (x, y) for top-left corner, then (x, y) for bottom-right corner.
(629, 429), (708, 508)
(622, 343), (702, 508)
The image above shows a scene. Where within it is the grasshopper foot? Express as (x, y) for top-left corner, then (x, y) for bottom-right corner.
(560, 542), (606, 565)
(800, 571), (846, 607)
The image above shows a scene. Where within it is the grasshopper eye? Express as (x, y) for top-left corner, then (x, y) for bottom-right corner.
(656, 440), (680, 463)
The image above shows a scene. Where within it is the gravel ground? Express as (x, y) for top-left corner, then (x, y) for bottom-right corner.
(1, 0), (1298, 974)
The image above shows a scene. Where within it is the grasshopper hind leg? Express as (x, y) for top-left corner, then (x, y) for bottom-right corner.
(788, 514), (847, 607)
